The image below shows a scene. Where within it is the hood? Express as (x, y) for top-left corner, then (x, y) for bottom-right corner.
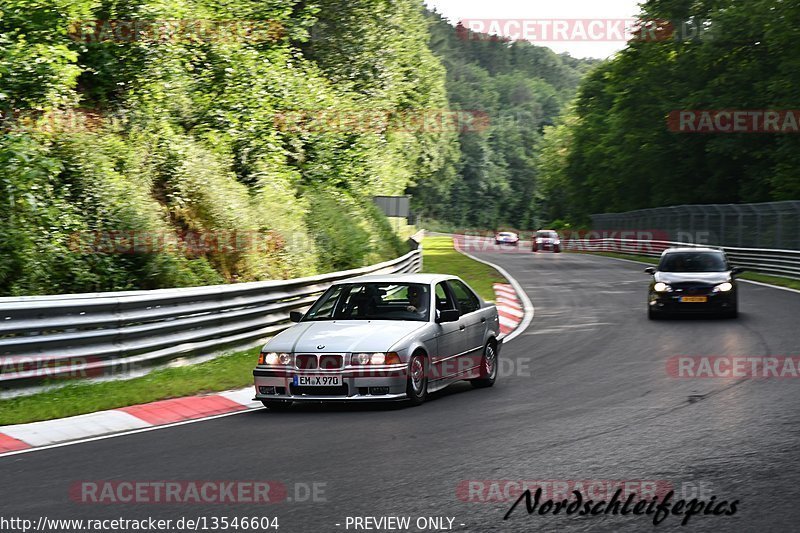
(263, 320), (428, 353)
(655, 271), (731, 285)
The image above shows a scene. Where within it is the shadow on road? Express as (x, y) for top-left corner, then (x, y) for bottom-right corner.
(254, 381), (482, 415)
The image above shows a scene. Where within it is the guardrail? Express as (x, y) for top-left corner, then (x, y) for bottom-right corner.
(569, 239), (800, 279)
(0, 246), (422, 389)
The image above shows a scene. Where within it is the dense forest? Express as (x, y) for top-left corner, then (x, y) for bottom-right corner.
(0, 0), (455, 295)
(537, 0), (800, 225)
(411, 13), (597, 229)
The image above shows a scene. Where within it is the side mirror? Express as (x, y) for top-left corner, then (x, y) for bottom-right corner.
(731, 267), (745, 275)
(289, 311), (304, 323)
(644, 267), (656, 275)
(437, 309), (460, 323)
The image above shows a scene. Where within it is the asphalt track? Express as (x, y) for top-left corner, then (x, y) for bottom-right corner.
(2, 250), (800, 533)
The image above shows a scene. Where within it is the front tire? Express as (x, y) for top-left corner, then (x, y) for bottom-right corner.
(554, 245), (561, 253)
(471, 342), (498, 388)
(406, 352), (428, 406)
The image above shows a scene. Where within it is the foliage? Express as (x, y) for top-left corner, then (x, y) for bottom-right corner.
(410, 13), (598, 230)
(0, 0), (448, 295)
(537, 0), (800, 224)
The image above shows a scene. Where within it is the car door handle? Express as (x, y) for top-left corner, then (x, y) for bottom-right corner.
(459, 324), (466, 331)
(481, 317), (486, 323)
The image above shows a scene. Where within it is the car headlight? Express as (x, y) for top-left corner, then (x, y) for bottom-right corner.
(351, 352), (401, 365)
(713, 282), (734, 292)
(653, 282), (672, 293)
(259, 352), (293, 366)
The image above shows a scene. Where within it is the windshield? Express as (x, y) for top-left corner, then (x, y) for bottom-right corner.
(303, 282), (431, 322)
(659, 252), (728, 273)
(537, 231), (557, 239)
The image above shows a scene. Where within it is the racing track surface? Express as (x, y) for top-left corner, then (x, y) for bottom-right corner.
(2, 251), (800, 532)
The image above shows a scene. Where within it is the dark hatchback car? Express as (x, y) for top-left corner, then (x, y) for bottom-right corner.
(645, 248), (745, 319)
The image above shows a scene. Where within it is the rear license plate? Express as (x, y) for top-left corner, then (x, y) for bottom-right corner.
(293, 375), (342, 386)
(681, 296), (708, 303)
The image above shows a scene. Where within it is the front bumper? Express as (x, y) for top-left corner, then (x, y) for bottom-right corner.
(649, 290), (736, 314)
(253, 365), (409, 402)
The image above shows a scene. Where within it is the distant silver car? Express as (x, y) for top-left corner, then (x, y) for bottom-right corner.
(495, 231), (520, 246)
(253, 273), (502, 408)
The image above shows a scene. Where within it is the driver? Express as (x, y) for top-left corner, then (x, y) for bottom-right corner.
(406, 285), (429, 317)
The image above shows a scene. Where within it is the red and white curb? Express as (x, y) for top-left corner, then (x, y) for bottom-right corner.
(494, 283), (524, 338)
(0, 388), (260, 457)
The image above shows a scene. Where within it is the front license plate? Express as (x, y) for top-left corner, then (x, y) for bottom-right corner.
(681, 296), (708, 303)
(293, 375), (342, 386)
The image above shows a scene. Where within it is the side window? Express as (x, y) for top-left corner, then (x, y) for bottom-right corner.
(435, 282), (455, 311)
(447, 280), (481, 315)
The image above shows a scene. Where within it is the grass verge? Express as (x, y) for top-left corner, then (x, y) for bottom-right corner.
(575, 251), (800, 291)
(0, 348), (259, 426)
(422, 236), (507, 301)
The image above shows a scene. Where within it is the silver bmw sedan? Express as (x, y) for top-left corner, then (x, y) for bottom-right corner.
(253, 273), (502, 408)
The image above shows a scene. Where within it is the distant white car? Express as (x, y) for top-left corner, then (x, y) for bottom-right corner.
(495, 231), (520, 246)
(532, 230), (561, 253)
